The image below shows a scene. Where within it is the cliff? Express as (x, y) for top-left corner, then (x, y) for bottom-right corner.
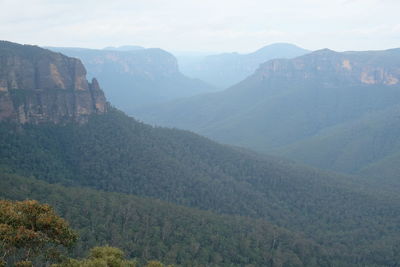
(255, 48), (400, 87)
(0, 41), (107, 124)
(48, 47), (215, 111)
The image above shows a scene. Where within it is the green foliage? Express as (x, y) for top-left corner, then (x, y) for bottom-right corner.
(14, 260), (33, 267)
(1, 109), (400, 265)
(145, 260), (172, 267)
(277, 104), (400, 176)
(0, 172), (327, 267)
(54, 246), (137, 267)
(0, 199), (78, 265)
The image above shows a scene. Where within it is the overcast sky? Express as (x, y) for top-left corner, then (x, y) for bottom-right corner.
(0, 0), (399, 53)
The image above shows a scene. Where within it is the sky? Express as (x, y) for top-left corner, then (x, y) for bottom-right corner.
(0, 0), (399, 53)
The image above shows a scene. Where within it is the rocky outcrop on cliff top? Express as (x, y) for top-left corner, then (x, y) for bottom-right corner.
(254, 48), (400, 86)
(0, 41), (107, 124)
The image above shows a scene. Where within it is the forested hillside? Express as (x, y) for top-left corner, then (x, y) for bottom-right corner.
(133, 48), (400, 180)
(0, 171), (327, 267)
(276, 104), (400, 176)
(1, 108), (400, 266)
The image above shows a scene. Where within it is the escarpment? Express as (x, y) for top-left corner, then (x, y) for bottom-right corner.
(0, 41), (107, 124)
(255, 48), (400, 87)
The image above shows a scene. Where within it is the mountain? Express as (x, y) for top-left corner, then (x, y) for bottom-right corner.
(47, 47), (215, 111)
(103, 45), (145, 51)
(0, 41), (106, 124)
(2, 41), (400, 266)
(133, 48), (400, 173)
(178, 43), (309, 88)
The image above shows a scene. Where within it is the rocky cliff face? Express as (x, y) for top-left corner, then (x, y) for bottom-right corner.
(0, 41), (107, 124)
(48, 47), (215, 110)
(255, 48), (400, 87)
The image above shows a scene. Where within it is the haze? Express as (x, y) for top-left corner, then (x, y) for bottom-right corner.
(1, 0), (399, 53)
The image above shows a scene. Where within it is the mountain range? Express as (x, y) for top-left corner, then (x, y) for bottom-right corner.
(177, 43), (310, 88)
(1, 41), (400, 266)
(133, 48), (400, 182)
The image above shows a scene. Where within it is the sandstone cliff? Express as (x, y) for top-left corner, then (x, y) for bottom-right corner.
(48, 46), (215, 111)
(0, 41), (107, 124)
(255, 48), (400, 87)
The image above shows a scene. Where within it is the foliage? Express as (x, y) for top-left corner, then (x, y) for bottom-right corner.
(1, 109), (400, 265)
(145, 260), (173, 267)
(0, 199), (78, 266)
(54, 246), (137, 267)
(0, 172), (328, 267)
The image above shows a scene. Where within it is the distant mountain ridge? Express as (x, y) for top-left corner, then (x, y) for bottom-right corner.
(133, 47), (400, 177)
(178, 43), (310, 88)
(103, 45), (145, 51)
(0, 41), (106, 124)
(48, 46), (215, 111)
(255, 48), (400, 86)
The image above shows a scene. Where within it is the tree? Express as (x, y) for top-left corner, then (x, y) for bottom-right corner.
(54, 246), (176, 267)
(0, 199), (78, 266)
(146, 261), (173, 267)
(54, 246), (137, 267)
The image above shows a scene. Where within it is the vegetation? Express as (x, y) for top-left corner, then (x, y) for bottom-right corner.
(277, 104), (400, 179)
(54, 246), (172, 267)
(0, 172), (327, 266)
(131, 48), (400, 180)
(54, 246), (138, 267)
(0, 198), (172, 267)
(1, 109), (400, 265)
(0, 199), (78, 266)
(2, 39), (400, 267)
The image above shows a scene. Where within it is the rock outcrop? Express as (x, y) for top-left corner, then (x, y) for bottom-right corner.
(255, 48), (400, 87)
(0, 41), (107, 124)
(47, 46), (215, 111)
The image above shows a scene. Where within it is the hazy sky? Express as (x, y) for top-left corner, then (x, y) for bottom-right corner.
(1, 0), (399, 53)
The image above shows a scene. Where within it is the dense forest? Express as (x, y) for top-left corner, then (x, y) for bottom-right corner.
(1, 108), (400, 266)
(0, 172), (327, 267)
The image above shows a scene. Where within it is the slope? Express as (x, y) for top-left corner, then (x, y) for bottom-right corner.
(2, 109), (400, 266)
(276, 104), (400, 176)
(133, 48), (400, 164)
